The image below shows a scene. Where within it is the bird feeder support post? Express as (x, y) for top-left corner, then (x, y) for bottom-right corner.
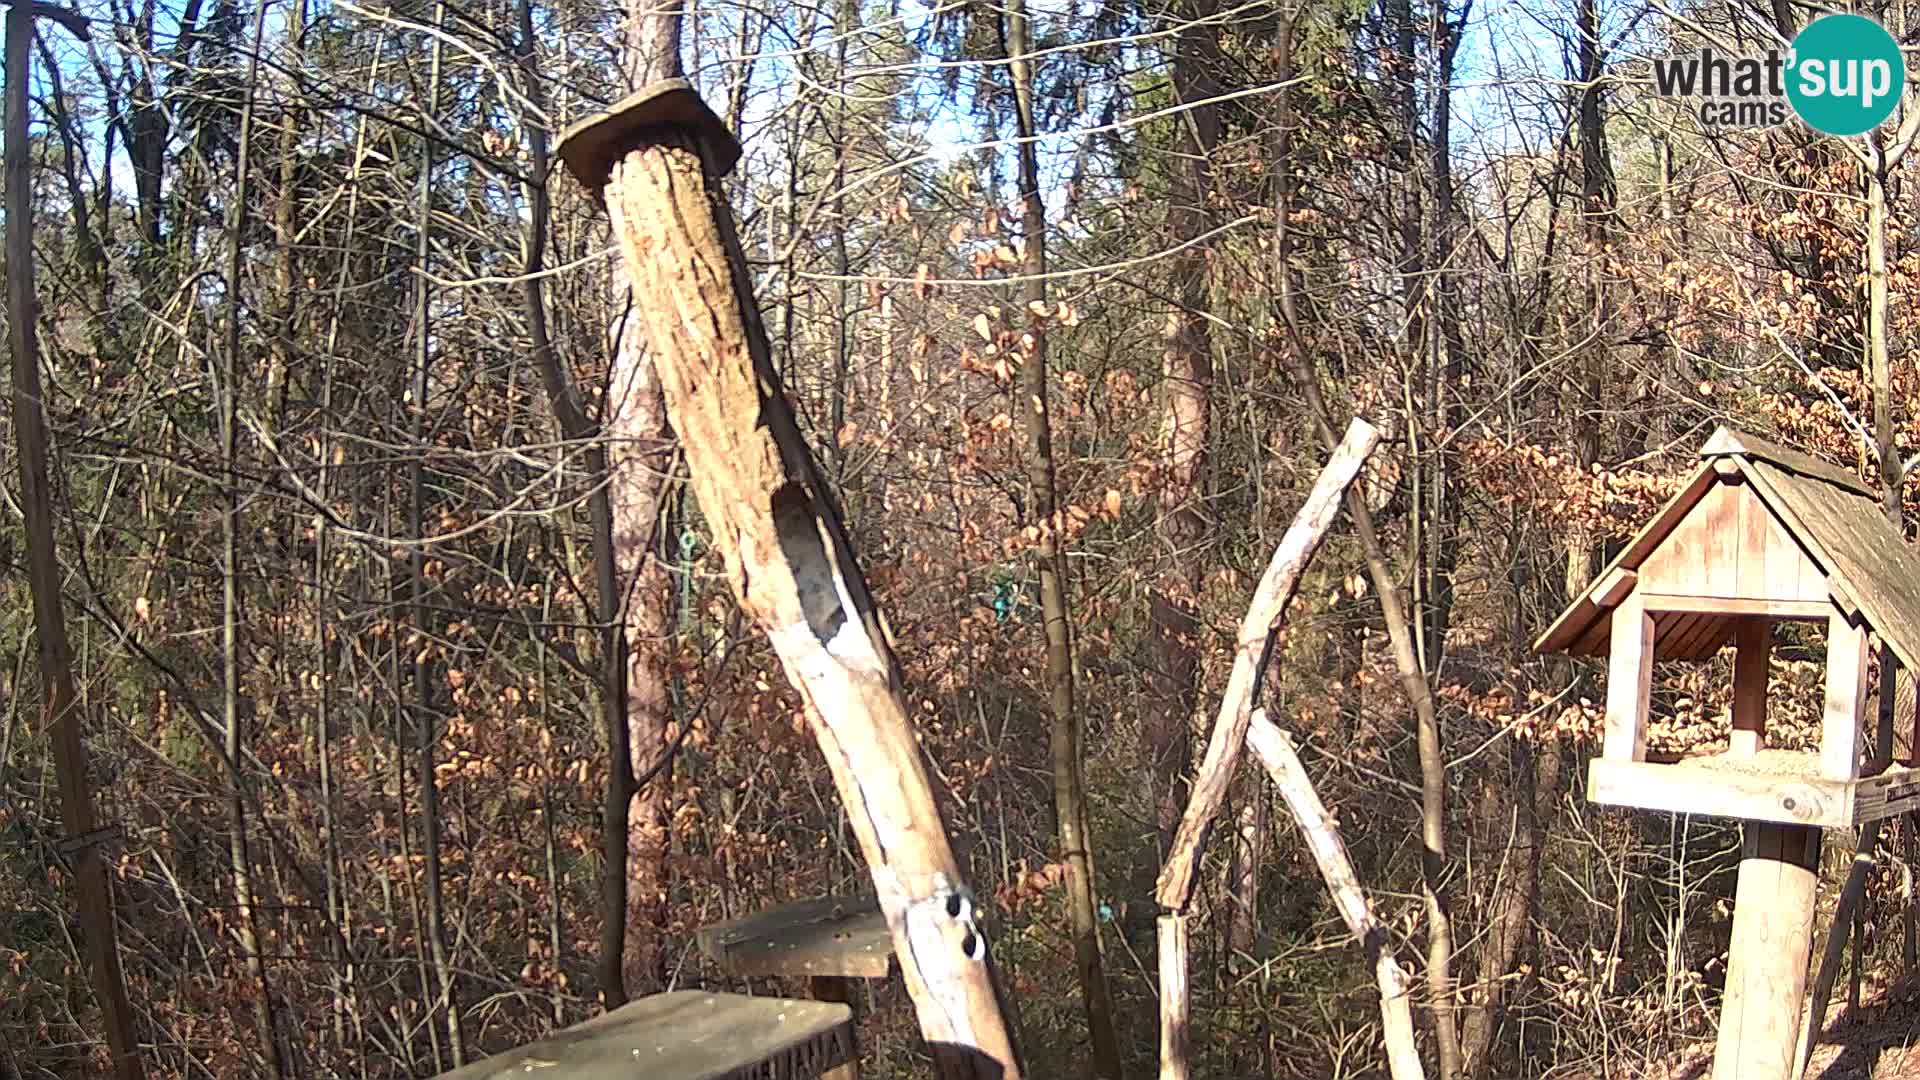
(1714, 823), (1821, 1080)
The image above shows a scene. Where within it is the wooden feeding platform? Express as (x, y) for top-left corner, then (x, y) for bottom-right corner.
(432, 990), (853, 1080)
(1590, 749), (1920, 829)
(696, 895), (894, 981)
(1537, 426), (1920, 1080)
(693, 896), (896, 1080)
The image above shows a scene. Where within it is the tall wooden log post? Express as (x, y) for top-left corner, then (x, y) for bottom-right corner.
(6, 5), (145, 1079)
(556, 84), (1023, 1077)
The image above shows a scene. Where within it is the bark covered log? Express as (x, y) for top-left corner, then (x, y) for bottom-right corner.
(595, 125), (1022, 1076)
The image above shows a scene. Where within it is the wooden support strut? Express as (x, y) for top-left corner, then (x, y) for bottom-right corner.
(557, 84), (1022, 1078)
(1154, 417), (1382, 913)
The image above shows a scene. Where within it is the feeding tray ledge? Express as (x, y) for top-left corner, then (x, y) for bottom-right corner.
(432, 990), (853, 1080)
(696, 895), (894, 980)
(1589, 752), (1920, 829)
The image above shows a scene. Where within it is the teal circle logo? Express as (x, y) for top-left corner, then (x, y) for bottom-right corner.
(1787, 15), (1905, 136)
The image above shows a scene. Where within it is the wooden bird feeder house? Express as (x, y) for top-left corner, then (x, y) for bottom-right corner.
(1538, 426), (1920, 1080)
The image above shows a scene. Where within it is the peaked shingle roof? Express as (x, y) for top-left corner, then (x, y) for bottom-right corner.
(1534, 427), (1920, 672)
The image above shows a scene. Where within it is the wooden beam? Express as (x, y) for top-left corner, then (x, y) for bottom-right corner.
(1848, 765), (1920, 823)
(1731, 620), (1769, 757)
(1588, 759), (1920, 827)
(1590, 568), (1637, 607)
(1157, 915), (1190, 1080)
(1638, 594), (1834, 620)
(1712, 823), (1820, 1080)
(1245, 712), (1424, 1080)
(696, 896), (892, 980)
(1604, 593), (1653, 762)
(1824, 611), (1868, 781)
(1587, 759), (1838, 827)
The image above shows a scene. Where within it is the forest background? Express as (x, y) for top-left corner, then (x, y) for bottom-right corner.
(3, 0), (1918, 1074)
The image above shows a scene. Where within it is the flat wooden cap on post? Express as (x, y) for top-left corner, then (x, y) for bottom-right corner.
(555, 78), (742, 192)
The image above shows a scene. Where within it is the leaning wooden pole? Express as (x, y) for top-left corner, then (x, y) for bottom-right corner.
(1154, 417), (1378, 1080)
(5, 5), (144, 1078)
(1246, 711), (1423, 1080)
(556, 84), (1023, 1077)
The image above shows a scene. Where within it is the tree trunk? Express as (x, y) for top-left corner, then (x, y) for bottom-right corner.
(409, 7), (462, 1064)
(607, 303), (678, 998)
(219, 2), (286, 1071)
(1146, 0), (1221, 858)
(5, 10), (145, 1077)
(1798, 135), (1910, 1080)
(1225, 787), (1266, 959)
(516, 0), (679, 1005)
(1000, 2), (1122, 1071)
(1458, 732), (1562, 1077)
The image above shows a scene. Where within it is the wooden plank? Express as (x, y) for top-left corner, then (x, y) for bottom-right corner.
(1672, 613), (1730, 659)
(696, 896), (893, 980)
(1735, 485), (1771, 600)
(1756, 495), (1826, 603)
(1701, 481), (1740, 597)
(1655, 610), (1700, 656)
(1158, 915), (1190, 1080)
(1604, 593), (1654, 762)
(433, 991), (854, 1080)
(1572, 616), (1611, 656)
(1639, 539), (1677, 596)
(1712, 822), (1820, 1080)
(1823, 611), (1868, 782)
(1849, 765), (1920, 824)
(1586, 759), (1841, 828)
(1638, 595), (1832, 620)
(1590, 567), (1637, 608)
(1731, 620), (1769, 757)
